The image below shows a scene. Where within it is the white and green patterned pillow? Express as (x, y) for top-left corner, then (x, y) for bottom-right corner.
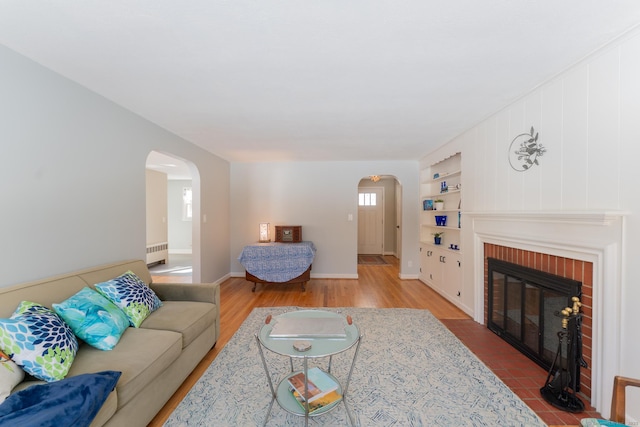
(94, 271), (162, 328)
(53, 287), (130, 351)
(0, 301), (78, 382)
(0, 350), (24, 403)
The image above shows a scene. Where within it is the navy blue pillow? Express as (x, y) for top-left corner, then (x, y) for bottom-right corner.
(0, 370), (121, 427)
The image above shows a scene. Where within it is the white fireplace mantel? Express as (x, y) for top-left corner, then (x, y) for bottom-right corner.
(467, 210), (628, 417)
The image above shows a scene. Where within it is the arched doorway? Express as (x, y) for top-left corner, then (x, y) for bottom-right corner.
(145, 151), (199, 282)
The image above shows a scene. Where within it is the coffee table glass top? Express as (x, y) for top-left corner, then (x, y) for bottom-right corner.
(258, 309), (360, 358)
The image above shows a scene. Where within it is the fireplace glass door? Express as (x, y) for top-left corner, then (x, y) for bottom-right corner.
(488, 258), (581, 371)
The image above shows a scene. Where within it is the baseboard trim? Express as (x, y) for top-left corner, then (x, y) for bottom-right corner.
(311, 273), (359, 279)
(213, 273), (231, 284)
(231, 272), (359, 280)
(169, 249), (192, 255)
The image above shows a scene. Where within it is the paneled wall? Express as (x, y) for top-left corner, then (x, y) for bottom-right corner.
(463, 43), (634, 213)
(421, 25), (640, 412)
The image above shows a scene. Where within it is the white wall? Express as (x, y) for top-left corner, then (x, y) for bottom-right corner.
(168, 180), (193, 253)
(230, 162), (419, 278)
(0, 45), (230, 287)
(422, 28), (640, 418)
(145, 169), (168, 247)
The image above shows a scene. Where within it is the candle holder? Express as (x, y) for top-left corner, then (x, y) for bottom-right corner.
(259, 223), (271, 243)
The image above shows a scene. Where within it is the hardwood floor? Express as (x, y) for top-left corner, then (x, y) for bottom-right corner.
(148, 256), (596, 426)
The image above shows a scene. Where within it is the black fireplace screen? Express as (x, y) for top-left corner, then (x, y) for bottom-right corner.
(487, 258), (582, 373)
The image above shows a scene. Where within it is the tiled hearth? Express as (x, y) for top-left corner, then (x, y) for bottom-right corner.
(443, 318), (601, 426)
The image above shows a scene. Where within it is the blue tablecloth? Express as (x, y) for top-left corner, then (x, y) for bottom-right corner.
(238, 241), (316, 282)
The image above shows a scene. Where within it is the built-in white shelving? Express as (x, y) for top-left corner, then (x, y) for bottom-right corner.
(419, 152), (463, 302)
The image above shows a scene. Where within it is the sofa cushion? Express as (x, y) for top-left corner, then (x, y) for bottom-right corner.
(52, 287), (129, 351)
(0, 350), (24, 404)
(140, 301), (216, 348)
(95, 271), (162, 328)
(66, 327), (181, 408)
(0, 302), (78, 382)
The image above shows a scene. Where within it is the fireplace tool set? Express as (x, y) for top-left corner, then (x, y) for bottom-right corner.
(540, 296), (587, 412)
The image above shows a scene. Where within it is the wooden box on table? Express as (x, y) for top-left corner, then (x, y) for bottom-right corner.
(275, 226), (302, 243)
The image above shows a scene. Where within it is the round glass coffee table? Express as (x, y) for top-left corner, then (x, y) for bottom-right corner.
(255, 309), (363, 426)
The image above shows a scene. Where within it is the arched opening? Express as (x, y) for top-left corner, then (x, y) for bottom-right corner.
(357, 175), (403, 273)
(145, 151), (200, 282)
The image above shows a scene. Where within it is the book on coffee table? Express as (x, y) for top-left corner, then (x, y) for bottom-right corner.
(288, 368), (342, 414)
(287, 367), (339, 403)
(291, 389), (342, 414)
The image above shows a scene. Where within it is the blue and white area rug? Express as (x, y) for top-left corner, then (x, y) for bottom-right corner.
(165, 307), (546, 427)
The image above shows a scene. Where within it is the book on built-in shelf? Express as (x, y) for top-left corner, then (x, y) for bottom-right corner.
(288, 367), (340, 403)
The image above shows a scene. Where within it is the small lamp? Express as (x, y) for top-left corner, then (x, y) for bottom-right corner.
(259, 223), (270, 243)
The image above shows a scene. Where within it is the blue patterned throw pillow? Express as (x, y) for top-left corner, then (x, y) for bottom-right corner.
(0, 301), (78, 382)
(94, 271), (162, 328)
(53, 287), (130, 351)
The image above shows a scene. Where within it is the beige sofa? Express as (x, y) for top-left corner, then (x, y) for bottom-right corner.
(0, 259), (220, 427)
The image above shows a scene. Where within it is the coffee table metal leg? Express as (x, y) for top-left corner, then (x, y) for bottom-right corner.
(263, 396), (275, 427)
(303, 356), (309, 427)
(343, 398), (354, 427)
(255, 334), (276, 426)
(342, 334), (364, 398)
(342, 334), (363, 427)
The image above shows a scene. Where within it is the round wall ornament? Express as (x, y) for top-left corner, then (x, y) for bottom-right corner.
(508, 126), (546, 172)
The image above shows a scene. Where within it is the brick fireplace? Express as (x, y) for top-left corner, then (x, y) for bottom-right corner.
(484, 243), (593, 399)
(468, 211), (626, 418)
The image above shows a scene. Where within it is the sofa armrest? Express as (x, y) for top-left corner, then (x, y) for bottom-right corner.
(149, 282), (220, 307)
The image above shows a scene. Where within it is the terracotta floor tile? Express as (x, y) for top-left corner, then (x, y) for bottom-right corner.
(442, 318), (600, 425)
(538, 411), (565, 425)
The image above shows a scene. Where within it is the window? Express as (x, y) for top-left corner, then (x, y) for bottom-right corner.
(182, 187), (192, 221)
(358, 192), (377, 206)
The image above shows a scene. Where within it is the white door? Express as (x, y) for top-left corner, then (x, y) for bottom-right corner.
(358, 188), (384, 254)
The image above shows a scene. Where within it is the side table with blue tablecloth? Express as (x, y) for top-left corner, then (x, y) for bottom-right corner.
(238, 241), (316, 291)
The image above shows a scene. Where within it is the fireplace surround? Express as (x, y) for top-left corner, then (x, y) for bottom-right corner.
(468, 211), (626, 418)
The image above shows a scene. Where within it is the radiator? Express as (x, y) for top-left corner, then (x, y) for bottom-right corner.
(146, 242), (168, 265)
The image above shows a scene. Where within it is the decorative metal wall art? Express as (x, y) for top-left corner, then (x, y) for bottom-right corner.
(508, 126), (546, 172)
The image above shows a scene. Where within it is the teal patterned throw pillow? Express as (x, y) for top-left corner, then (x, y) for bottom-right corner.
(0, 301), (78, 382)
(53, 287), (130, 351)
(95, 271), (162, 328)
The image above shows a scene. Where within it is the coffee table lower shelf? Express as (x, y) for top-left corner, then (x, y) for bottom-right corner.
(275, 371), (343, 417)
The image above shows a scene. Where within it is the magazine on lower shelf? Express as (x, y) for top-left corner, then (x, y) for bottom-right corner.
(287, 367), (340, 403)
(291, 389), (342, 414)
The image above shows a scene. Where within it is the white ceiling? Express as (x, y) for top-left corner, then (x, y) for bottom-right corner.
(2, 1), (640, 163)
